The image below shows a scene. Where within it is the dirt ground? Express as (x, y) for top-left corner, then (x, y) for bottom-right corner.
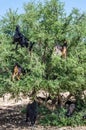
(0, 94), (86, 130)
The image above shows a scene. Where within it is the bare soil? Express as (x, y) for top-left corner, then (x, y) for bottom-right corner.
(0, 95), (86, 130)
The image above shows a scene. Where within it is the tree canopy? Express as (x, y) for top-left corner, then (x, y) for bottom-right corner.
(0, 0), (86, 102)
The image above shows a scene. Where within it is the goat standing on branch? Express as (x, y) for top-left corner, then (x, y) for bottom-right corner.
(13, 25), (35, 55)
(12, 63), (22, 81)
(53, 40), (67, 58)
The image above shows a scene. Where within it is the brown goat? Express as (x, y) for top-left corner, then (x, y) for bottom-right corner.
(12, 63), (22, 81)
(53, 40), (67, 58)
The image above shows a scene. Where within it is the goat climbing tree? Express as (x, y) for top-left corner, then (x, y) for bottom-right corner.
(0, 0), (86, 103)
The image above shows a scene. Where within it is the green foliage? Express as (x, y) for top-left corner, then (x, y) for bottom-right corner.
(0, 9), (20, 37)
(39, 106), (86, 127)
(0, 0), (86, 126)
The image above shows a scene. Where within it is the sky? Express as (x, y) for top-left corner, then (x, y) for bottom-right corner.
(61, 0), (86, 14)
(0, 0), (86, 18)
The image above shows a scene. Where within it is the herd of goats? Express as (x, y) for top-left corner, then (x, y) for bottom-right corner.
(12, 25), (67, 81)
(10, 25), (86, 126)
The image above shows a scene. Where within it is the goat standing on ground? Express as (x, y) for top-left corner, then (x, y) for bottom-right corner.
(26, 100), (38, 126)
(65, 100), (75, 117)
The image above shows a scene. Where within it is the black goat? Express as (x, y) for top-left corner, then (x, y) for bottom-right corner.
(13, 25), (35, 54)
(13, 25), (29, 49)
(26, 100), (38, 126)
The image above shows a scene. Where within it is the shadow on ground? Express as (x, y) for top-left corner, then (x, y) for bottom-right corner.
(0, 103), (86, 130)
(0, 104), (35, 130)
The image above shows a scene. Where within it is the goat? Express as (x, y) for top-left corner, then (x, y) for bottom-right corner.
(53, 40), (67, 58)
(65, 100), (75, 117)
(13, 25), (29, 49)
(12, 63), (22, 81)
(26, 100), (38, 126)
(13, 25), (35, 55)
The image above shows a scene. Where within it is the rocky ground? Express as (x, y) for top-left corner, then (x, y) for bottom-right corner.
(0, 94), (86, 130)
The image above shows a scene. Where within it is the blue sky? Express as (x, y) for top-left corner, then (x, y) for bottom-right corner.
(61, 0), (86, 14)
(0, 0), (86, 18)
(0, 0), (27, 17)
